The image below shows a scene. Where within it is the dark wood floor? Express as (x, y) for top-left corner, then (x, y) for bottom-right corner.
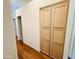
(17, 40), (52, 59)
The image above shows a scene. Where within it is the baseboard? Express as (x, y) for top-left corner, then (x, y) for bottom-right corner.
(68, 56), (71, 59)
(23, 43), (53, 59)
(40, 51), (53, 59)
(23, 42), (38, 52)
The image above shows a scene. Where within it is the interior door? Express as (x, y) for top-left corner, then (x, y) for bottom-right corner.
(40, 7), (51, 56)
(50, 1), (69, 59)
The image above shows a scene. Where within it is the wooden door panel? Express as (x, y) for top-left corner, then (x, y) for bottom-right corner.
(50, 2), (69, 59)
(42, 28), (50, 40)
(53, 29), (65, 44)
(43, 10), (51, 27)
(40, 7), (51, 56)
(41, 28), (50, 55)
(42, 39), (50, 55)
(52, 43), (63, 59)
(40, 7), (51, 27)
(52, 2), (68, 28)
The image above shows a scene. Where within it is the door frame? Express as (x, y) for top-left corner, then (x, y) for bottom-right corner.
(39, 0), (74, 59)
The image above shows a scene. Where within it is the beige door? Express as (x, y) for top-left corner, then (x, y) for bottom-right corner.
(40, 7), (51, 56)
(50, 1), (69, 59)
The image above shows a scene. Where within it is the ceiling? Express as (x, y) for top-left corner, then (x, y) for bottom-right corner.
(11, 0), (32, 9)
(11, 0), (32, 18)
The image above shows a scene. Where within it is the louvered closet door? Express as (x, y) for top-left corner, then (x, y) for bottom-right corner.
(50, 1), (69, 59)
(40, 7), (51, 56)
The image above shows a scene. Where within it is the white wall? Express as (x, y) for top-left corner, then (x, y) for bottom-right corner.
(13, 19), (17, 36)
(68, 22), (75, 58)
(63, 0), (75, 59)
(3, 0), (18, 59)
(16, 0), (66, 51)
(16, 0), (75, 59)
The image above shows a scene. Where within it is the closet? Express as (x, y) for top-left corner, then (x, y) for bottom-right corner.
(40, 1), (69, 59)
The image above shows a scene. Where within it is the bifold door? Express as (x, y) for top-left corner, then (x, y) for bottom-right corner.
(40, 7), (51, 56)
(50, 2), (69, 59)
(40, 1), (69, 59)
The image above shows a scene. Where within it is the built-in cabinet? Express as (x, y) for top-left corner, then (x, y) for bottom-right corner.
(40, 1), (69, 59)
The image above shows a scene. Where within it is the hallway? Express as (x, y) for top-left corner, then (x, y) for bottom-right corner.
(17, 40), (52, 59)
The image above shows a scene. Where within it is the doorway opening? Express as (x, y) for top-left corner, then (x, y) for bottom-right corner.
(17, 16), (23, 43)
